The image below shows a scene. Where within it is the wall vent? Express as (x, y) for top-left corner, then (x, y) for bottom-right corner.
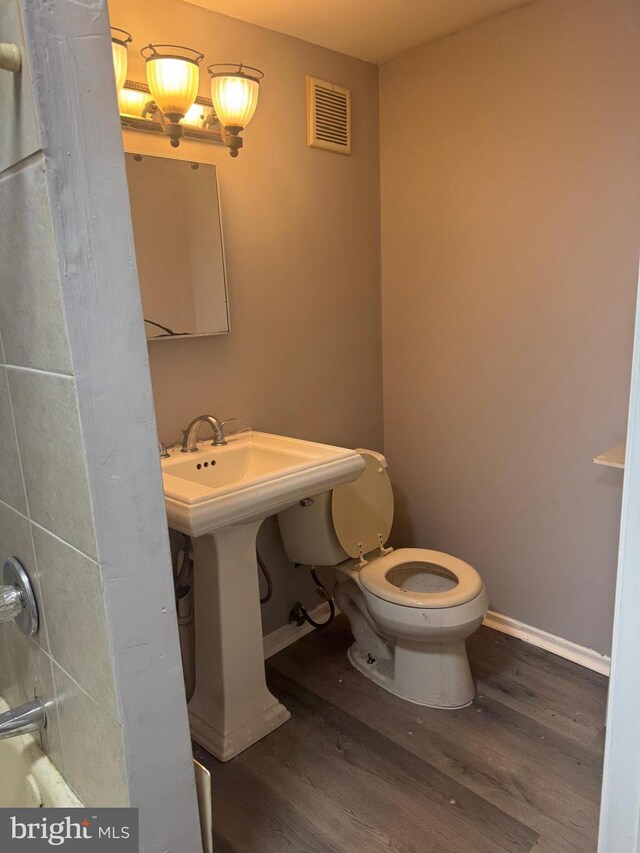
(306, 76), (351, 156)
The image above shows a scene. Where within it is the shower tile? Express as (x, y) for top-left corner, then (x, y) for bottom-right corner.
(32, 525), (119, 720)
(0, 500), (35, 564)
(0, 500), (63, 760)
(0, 625), (10, 700)
(0, 494), (39, 593)
(0, 367), (26, 513)
(0, 500), (50, 660)
(3, 625), (52, 706)
(0, 0), (40, 174)
(7, 368), (97, 558)
(0, 155), (71, 373)
(2, 625), (63, 761)
(52, 663), (128, 808)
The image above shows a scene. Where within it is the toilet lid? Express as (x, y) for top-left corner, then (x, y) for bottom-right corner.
(331, 449), (394, 559)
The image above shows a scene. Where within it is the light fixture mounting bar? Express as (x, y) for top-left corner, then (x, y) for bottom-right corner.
(119, 79), (224, 147)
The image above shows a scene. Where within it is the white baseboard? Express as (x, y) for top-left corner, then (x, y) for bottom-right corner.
(263, 602), (336, 660)
(263, 603), (611, 677)
(483, 610), (611, 676)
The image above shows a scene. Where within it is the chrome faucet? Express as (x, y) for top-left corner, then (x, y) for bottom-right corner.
(0, 557), (39, 637)
(0, 698), (46, 740)
(181, 415), (236, 453)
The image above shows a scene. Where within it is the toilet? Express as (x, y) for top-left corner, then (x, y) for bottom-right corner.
(277, 449), (489, 709)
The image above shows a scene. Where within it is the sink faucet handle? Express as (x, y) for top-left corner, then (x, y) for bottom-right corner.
(158, 438), (169, 459)
(220, 418), (242, 442)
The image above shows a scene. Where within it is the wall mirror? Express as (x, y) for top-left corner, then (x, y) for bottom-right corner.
(124, 152), (230, 339)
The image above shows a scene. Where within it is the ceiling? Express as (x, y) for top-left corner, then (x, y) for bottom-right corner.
(184, 0), (535, 64)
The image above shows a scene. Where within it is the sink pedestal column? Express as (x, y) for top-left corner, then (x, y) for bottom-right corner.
(188, 521), (290, 761)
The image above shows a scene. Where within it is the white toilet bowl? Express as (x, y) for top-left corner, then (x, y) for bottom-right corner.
(277, 450), (488, 709)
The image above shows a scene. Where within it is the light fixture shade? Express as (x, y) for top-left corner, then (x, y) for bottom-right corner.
(110, 28), (132, 93)
(112, 42), (127, 91)
(208, 65), (263, 130)
(117, 87), (147, 117)
(142, 45), (203, 122)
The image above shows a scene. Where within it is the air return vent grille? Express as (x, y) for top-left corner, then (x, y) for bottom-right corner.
(306, 76), (351, 155)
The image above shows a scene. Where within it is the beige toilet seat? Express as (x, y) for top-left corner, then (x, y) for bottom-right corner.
(359, 547), (483, 609)
(330, 450), (483, 610)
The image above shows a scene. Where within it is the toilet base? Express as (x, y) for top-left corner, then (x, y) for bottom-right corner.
(347, 639), (475, 709)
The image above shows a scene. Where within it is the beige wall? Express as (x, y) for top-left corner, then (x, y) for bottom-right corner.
(380, 0), (640, 654)
(109, 0), (383, 633)
(111, 0), (382, 451)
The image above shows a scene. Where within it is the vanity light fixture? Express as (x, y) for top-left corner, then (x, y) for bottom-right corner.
(111, 32), (263, 154)
(208, 64), (263, 157)
(141, 43), (204, 147)
(110, 28), (132, 93)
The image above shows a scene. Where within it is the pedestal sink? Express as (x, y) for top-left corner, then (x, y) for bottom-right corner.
(161, 431), (365, 761)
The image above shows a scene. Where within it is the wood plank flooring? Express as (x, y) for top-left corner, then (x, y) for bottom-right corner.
(194, 618), (607, 853)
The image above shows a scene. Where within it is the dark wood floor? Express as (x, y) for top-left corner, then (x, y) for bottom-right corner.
(194, 617), (607, 853)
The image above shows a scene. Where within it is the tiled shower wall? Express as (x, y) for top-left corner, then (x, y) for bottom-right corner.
(0, 0), (127, 805)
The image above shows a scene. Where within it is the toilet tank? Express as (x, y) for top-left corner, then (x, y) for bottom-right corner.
(277, 490), (348, 567)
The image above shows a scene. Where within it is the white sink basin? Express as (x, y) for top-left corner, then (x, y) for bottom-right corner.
(160, 429), (365, 763)
(161, 430), (365, 536)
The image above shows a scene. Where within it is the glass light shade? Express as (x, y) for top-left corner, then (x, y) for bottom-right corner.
(117, 87), (147, 117)
(110, 29), (132, 93)
(210, 74), (259, 130)
(145, 56), (200, 121)
(112, 41), (127, 91)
